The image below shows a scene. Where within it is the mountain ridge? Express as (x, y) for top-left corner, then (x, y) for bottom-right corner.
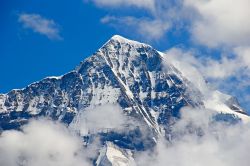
(0, 35), (249, 128)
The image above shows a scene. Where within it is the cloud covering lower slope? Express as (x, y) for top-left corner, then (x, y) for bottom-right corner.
(0, 105), (250, 166)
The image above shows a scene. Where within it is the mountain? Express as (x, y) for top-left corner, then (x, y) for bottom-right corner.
(0, 35), (249, 165)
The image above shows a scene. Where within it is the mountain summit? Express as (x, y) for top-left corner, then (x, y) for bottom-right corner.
(0, 35), (249, 165)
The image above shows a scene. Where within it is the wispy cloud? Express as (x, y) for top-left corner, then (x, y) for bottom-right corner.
(90, 0), (250, 48)
(92, 1), (180, 41)
(18, 13), (62, 40)
(88, 0), (155, 11)
(101, 16), (170, 41)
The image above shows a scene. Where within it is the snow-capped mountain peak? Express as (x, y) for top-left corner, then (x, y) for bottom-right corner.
(109, 35), (148, 46)
(1, 35), (249, 127)
(0, 35), (249, 165)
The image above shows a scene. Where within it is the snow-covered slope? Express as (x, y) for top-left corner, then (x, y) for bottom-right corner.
(0, 35), (249, 165)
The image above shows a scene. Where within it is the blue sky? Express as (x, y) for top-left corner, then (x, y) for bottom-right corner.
(1, 0), (250, 112)
(0, 0), (204, 92)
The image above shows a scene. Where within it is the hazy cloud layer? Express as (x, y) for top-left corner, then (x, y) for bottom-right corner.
(18, 13), (62, 40)
(164, 47), (250, 113)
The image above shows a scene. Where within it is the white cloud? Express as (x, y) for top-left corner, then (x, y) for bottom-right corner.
(101, 16), (170, 41)
(0, 119), (91, 166)
(0, 104), (136, 166)
(136, 107), (250, 166)
(18, 13), (62, 40)
(184, 0), (250, 47)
